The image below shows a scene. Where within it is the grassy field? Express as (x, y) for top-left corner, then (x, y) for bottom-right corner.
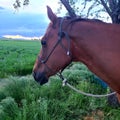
(0, 39), (120, 120)
(0, 39), (40, 78)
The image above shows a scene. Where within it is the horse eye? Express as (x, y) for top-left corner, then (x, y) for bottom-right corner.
(41, 40), (47, 46)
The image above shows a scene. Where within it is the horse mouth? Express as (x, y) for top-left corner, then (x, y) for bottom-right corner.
(33, 72), (48, 85)
(38, 75), (48, 85)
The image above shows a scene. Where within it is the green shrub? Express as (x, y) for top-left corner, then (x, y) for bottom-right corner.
(0, 40), (120, 120)
(0, 97), (19, 120)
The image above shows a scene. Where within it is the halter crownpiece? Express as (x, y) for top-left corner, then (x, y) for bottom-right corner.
(59, 17), (71, 56)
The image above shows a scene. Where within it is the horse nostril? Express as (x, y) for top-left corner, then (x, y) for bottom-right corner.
(32, 71), (41, 81)
(32, 71), (48, 85)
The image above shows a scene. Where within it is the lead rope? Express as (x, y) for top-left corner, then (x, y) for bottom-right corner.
(57, 72), (116, 98)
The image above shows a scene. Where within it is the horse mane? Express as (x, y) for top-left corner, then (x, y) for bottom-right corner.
(56, 16), (104, 29)
(70, 17), (104, 23)
(58, 16), (104, 25)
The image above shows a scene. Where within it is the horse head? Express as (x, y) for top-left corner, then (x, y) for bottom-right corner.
(33, 6), (72, 85)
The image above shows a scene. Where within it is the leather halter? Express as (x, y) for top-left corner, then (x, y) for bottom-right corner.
(39, 17), (72, 65)
(38, 17), (116, 98)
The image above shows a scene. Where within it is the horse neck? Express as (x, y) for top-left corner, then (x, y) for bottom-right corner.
(68, 21), (120, 93)
(69, 21), (105, 64)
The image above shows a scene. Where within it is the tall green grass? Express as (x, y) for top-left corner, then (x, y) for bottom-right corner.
(0, 39), (120, 120)
(0, 39), (40, 77)
(0, 75), (120, 120)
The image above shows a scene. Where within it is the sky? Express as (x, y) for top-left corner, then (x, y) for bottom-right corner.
(0, 0), (63, 14)
(0, 0), (66, 39)
(0, 0), (111, 39)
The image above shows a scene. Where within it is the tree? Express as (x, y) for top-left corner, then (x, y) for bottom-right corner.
(107, 0), (120, 23)
(13, 0), (120, 23)
(60, 0), (120, 23)
(13, 0), (29, 10)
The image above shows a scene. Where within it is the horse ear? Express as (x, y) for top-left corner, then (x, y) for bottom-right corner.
(47, 6), (57, 24)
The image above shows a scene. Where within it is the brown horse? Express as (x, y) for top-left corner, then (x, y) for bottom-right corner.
(33, 6), (120, 101)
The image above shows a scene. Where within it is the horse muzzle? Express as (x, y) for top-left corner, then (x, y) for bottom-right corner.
(32, 71), (48, 85)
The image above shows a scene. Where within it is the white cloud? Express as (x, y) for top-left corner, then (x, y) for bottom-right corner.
(3, 34), (41, 40)
(1, 28), (41, 33)
(0, 0), (15, 10)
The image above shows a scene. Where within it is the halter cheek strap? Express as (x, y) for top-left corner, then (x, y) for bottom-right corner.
(58, 17), (72, 56)
(58, 31), (71, 55)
